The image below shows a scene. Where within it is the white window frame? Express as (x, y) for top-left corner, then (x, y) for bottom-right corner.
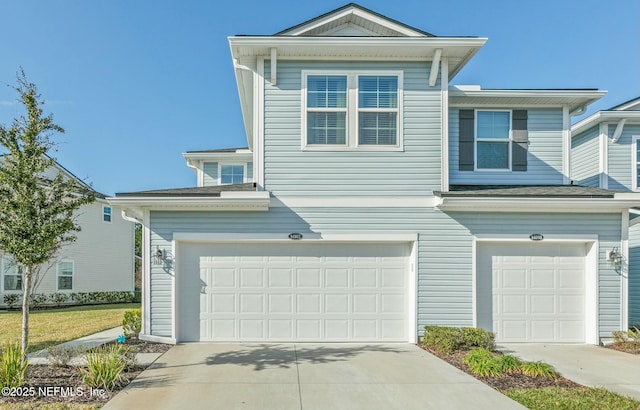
(102, 206), (112, 223)
(56, 260), (74, 292)
(218, 163), (247, 185)
(301, 70), (403, 151)
(1, 257), (22, 292)
(474, 109), (512, 172)
(632, 135), (640, 191)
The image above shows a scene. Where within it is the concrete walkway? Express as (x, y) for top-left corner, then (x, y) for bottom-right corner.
(499, 343), (640, 400)
(102, 343), (524, 410)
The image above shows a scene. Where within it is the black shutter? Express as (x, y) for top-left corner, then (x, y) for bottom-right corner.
(512, 110), (528, 171)
(459, 110), (475, 171)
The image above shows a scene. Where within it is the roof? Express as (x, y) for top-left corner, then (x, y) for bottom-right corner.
(184, 147), (249, 154)
(435, 185), (617, 198)
(608, 96), (640, 111)
(274, 3), (435, 37)
(115, 183), (257, 197)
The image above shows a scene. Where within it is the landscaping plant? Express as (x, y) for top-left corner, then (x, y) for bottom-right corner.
(0, 342), (28, 388)
(422, 325), (495, 354)
(47, 345), (80, 367)
(81, 344), (131, 390)
(519, 361), (558, 379)
(122, 309), (142, 337)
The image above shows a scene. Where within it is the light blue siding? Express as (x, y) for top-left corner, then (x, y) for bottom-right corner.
(247, 162), (253, 183)
(571, 126), (600, 187)
(608, 125), (640, 191)
(449, 108), (565, 184)
(203, 162), (218, 186)
(149, 208), (622, 339)
(263, 61), (442, 196)
(629, 222), (640, 326)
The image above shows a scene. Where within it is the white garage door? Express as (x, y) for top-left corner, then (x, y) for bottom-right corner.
(477, 243), (585, 343)
(177, 242), (410, 342)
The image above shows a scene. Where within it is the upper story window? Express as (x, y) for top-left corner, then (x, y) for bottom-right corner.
(633, 136), (640, 190)
(476, 111), (511, 170)
(303, 71), (402, 150)
(220, 165), (244, 184)
(103, 206), (112, 223)
(57, 260), (73, 291)
(2, 257), (22, 291)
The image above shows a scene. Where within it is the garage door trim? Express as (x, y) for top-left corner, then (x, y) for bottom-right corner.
(172, 232), (418, 343)
(473, 235), (598, 344)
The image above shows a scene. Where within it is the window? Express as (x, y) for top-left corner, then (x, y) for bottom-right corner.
(220, 165), (244, 184)
(476, 111), (511, 170)
(103, 206), (112, 223)
(633, 136), (640, 190)
(303, 71), (402, 149)
(2, 257), (22, 291)
(57, 260), (73, 291)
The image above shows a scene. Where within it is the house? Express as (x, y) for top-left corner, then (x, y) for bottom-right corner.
(571, 97), (640, 327)
(1, 160), (135, 305)
(110, 4), (640, 345)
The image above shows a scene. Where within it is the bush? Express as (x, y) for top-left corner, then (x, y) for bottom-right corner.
(47, 345), (80, 367)
(0, 342), (27, 388)
(122, 309), (142, 337)
(29, 293), (48, 307)
(495, 354), (522, 374)
(81, 344), (131, 390)
(520, 361), (558, 378)
(612, 330), (630, 344)
(49, 292), (69, 307)
(422, 326), (496, 354)
(3, 294), (20, 309)
(134, 290), (142, 303)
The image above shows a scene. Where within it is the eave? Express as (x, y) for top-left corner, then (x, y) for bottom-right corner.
(107, 191), (270, 211)
(572, 111), (640, 136)
(435, 195), (640, 213)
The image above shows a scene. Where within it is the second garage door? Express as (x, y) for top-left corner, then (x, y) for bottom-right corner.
(177, 242), (411, 342)
(477, 243), (586, 343)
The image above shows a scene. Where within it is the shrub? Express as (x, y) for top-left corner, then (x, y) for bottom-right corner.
(612, 330), (630, 344)
(422, 326), (496, 354)
(462, 348), (504, 377)
(81, 344), (131, 390)
(122, 309), (142, 337)
(461, 327), (496, 351)
(3, 293), (20, 309)
(134, 290), (142, 303)
(29, 293), (48, 307)
(0, 342), (27, 388)
(47, 345), (80, 367)
(49, 292), (69, 307)
(520, 361), (558, 378)
(496, 354), (522, 374)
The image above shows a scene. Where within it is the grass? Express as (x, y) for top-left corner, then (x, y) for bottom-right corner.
(0, 404), (100, 410)
(506, 387), (640, 410)
(0, 303), (140, 353)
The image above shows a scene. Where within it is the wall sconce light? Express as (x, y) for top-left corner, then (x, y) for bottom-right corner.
(607, 247), (622, 265)
(153, 246), (164, 265)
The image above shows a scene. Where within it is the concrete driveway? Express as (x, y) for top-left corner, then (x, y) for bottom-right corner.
(500, 343), (640, 400)
(103, 344), (523, 410)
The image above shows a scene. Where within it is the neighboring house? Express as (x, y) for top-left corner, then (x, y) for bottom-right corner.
(571, 97), (640, 327)
(1, 161), (135, 305)
(110, 4), (640, 345)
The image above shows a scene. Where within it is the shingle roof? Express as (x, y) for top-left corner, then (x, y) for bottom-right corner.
(184, 147), (249, 154)
(435, 185), (617, 198)
(115, 183), (256, 197)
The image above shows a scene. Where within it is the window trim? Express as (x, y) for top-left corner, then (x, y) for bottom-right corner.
(56, 260), (74, 292)
(218, 163), (247, 185)
(1, 257), (22, 293)
(102, 206), (112, 224)
(301, 70), (403, 151)
(632, 135), (640, 191)
(474, 109), (513, 172)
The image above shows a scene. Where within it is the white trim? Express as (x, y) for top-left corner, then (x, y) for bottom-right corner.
(0, 256), (22, 293)
(611, 119), (627, 143)
(171, 239), (177, 341)
(562, 105), (570, 184)
(301, 70), (404, 151)
(474, 109), (512, 171)
(173, 232), (418, 243)
(56, 259), (74, 292)
(218, 163), (247, 185)
(621, 209), (629, 331)
(600, 123), (609, 189)
(471, 238), (477, 327)
(142, 209), (151, 336)
(440, 57), (449, 192)
(474, 235), (599, 344)
(270, 48), (277, 86)
(409, 240), (418, 344)
(572, 111), (640, 136)
(429, 48), (441, 87)
(632, 136), (640, 191)
(139, 334), (176, 344)
(270, 196), (436, 208)
(256, 57), (265, 188)
(436, 196), (640, 213)
(102, 205), (112, 224)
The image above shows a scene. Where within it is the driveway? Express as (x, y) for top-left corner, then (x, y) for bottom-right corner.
(103, 344), (524, 410)
(500, 343), (640, 400)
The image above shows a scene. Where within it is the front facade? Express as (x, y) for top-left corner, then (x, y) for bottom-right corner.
(111, 4), (639, 345)
(1, 162), (135, 305)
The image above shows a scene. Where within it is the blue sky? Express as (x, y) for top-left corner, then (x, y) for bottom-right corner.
(0, 0), (638, 195)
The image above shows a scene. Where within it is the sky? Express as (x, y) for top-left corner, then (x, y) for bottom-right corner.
(0, 0), (638, 196)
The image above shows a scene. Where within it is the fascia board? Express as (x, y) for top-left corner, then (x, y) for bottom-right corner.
(449, 89), (606, 100)
(107, 192), (270, 209)
(182, 152), (253, 161)
(572, 111), (640, 136)
(229, 36), (487, 50)
(436, 197), (638, 213)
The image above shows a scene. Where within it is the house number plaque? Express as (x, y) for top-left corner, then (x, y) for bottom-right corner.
(288, 233), (303, 240)
(529, 234), (544, 241)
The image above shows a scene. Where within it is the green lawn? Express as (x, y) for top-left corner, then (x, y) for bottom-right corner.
(0, 303), (140, 353)
(506, 387), (640, 410)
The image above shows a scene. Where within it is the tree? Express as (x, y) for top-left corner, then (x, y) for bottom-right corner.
(0, 70), (94, 354)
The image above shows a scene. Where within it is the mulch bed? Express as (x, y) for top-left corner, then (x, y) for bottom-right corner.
(421, 346), (582, 392)
(0, 338), (172, 406)
(607, 342), (640, 355)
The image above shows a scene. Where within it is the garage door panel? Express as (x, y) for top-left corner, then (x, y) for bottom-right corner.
(178, 242), (409, 342)
(479, 243), (586, 343)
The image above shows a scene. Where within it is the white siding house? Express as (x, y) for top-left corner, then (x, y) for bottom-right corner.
(110, 4), (639, 345)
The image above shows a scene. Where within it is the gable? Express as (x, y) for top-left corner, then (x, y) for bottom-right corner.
(611, 97), (640, 111)
(276, 3), (433, 37)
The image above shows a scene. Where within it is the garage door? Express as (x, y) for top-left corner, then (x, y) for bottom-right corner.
(177, 242), (411, 342)
(477, 243), (585, 343)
